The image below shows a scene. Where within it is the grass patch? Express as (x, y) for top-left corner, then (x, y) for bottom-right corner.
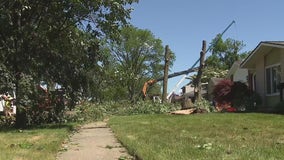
(109, 113), (284, 160)
(0, 123), (77, 160)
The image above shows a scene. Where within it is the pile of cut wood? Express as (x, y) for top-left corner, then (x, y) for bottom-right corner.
(170, 108), (207, 115)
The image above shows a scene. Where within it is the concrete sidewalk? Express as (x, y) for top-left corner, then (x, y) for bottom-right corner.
(57, 121), (133, 160)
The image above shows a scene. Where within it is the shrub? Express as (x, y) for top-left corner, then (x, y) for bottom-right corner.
(212, 79), (234, 107)
(231, 82), (261, 111)
(213, 80), (261, 111)
(274, 102), (284, 114)
(0, 115), (15, 127)
(233, 91), (261, 111)
(195, 98), (216, 112)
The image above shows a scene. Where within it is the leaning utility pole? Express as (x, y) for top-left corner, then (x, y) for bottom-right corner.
(194, 40), (206, 102)
(162, 45), (170, 103)
(167, 21), (235, 98)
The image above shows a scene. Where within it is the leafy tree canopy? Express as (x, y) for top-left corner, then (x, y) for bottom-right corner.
(106, 26), (174, 102)
(189, 36), (249, 87)
(207, 35), (248, 70)
(0, 0), (138, 127)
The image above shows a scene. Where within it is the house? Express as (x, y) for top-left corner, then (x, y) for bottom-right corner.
(181, 84), (194, 95)
(227, 60), (248, 84)
(180, 83), (208, 100)
(241, 41), (284, 110)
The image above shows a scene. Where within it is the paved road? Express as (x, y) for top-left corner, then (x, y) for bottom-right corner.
(57, 121), (133, 160)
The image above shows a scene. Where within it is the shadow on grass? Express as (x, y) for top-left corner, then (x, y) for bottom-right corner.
(31, 123), (79, 131)
(0, 123), (79, 133)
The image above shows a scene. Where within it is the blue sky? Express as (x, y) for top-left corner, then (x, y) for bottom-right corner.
(129, 0), (284, 94)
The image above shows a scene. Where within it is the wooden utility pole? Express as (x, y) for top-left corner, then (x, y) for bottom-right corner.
(194, 40), (206, 102)
(162, 45), (170, 103)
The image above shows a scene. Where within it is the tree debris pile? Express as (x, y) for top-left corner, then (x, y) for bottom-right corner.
(170, 108), (208, 115)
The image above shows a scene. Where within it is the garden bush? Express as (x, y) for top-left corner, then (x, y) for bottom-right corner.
(213, 80), (261, 111)
(195, 98), (216, 112)
(274, 101), (284, 114)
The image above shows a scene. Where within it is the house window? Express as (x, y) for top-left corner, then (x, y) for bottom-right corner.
(266, 64), (281, 95)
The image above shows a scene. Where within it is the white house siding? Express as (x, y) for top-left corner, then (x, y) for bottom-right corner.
(281, 50), (284, 84)
(227, 61), (248, 84)
(281, 51), (284, 101)
(255, 55), (266, 106)
(233, 68), (248, 83)
(183, 85), (194, 94)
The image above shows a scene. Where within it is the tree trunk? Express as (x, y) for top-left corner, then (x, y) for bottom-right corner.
(194, 40), (206, 103)
(13, 6), (28, 129)
(162, 45), (170, 103)
(15, 77), (28, 129)
(15, 107), (27, 128)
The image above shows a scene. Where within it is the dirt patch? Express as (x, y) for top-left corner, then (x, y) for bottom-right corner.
(30, 135), (42, 141)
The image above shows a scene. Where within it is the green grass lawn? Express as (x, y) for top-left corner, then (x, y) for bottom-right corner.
(0, 124), (76, 160)
(109, 113), (284, 160)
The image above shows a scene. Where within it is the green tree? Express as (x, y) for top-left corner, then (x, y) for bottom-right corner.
(207, 36), (246, 70)
(189, 37), (248, 87)
(108, 26), (166, 102)
(0, 0), (138, 127)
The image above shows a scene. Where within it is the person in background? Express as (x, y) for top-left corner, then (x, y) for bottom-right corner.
(2, 92), (13, 116)
(0, 94), (4, 112)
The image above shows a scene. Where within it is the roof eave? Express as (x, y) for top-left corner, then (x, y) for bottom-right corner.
(240, 42), (262, 68)
(240, 41), (284, 69)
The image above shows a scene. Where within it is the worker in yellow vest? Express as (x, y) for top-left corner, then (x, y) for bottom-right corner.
(2, 92), (13, 116)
